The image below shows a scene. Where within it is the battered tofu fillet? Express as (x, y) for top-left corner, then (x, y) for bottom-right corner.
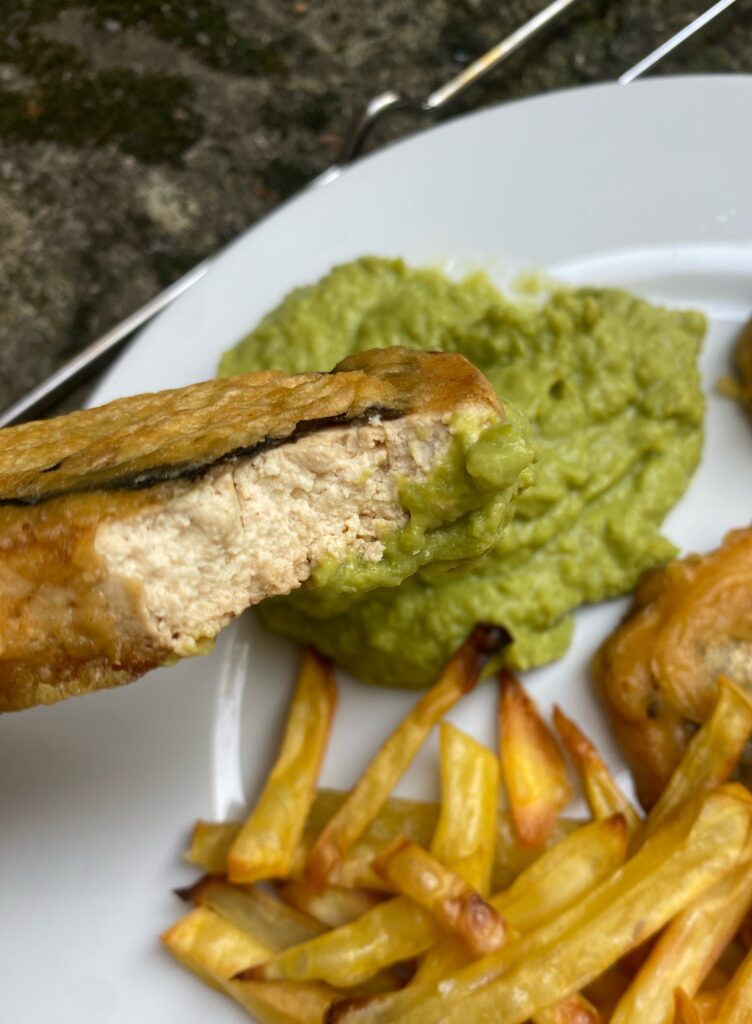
(594, 526), (752, 808)
(730, 313), (752, 409)
(0, 348), (518, 711)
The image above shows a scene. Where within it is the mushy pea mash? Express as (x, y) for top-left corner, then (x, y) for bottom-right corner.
(220, 258), (706, 688)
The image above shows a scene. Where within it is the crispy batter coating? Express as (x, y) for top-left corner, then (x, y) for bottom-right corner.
(0, 347), (495, 504)
(594, 527), (752, 807)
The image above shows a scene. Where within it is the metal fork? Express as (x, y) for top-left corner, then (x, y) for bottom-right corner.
(0, 0), (738, 428)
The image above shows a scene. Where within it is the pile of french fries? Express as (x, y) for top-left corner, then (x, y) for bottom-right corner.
(162, 625), (752, 1024)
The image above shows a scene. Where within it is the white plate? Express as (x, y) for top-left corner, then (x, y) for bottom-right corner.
(2, 76), (752, 1023)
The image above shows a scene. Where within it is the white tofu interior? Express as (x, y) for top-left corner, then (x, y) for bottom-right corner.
(96, 414), (451, 655)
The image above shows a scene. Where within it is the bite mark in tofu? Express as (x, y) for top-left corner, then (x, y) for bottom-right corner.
(97, 415), (450, 655)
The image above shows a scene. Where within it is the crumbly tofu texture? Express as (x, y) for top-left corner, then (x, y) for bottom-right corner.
(96, 414), (451, 656)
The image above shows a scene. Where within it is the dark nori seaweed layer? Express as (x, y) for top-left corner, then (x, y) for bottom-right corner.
(0, 405), (403, 507)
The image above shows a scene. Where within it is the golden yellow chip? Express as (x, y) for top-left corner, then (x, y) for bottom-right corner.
(431, 721), (499, 894)
(553, 705), (641, 834)
(162, 903), (336, 1022)
(185, 819), (239, 875)
(327, 786), (752, 1024)
(499, 671), (572, 848)
(277, 880), (384, 929)
(226, 978), (336, 1024)
(372, 837), (507, 956)
(241, 895), (439, 988)
(162, 905), (269, 985)
(610, 861), (752, 1023)
(228, 649), (337, 884)
(330, 815), (629, 1017)
(177, 876), (326, 949)
(304, 625), (506, 890)
(413, 722), (501, 984)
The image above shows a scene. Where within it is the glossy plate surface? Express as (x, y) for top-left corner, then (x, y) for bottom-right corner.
(2, 76), (752, 1023)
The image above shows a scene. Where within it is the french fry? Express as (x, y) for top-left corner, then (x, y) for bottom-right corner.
(317, 805), (579, 896)
(240, 715), (501, 991)
(227, 979), (336, 1024)
(163, 905), (270, 984)
(240, 896), (440, 988)
(552, 706), (641, 834)
(177, 877), (327, 948)
(180, 877), (399, 997)
(534, 994), (602, 1024)
(401, 787), (752, 1024)
(301, 792), (439, 891)
(327, 787), (752, 1024)
(610, 860), (752, 1024)
(162, 904), (336, 1022)
(170, 606), (752, 1023)
(332, 793), (436, 852)
(412, 723), (501, 982)
(499, 671), (572, 848)
(372, 838), (507, 956)
(715, 942), (752, 1022)
(277, 880), (384, 928)
(228, 649), (337, 884)
(639, 676), (752, 844)
(185, 795), (569, 893)
(412, 814), (628, 987)
(320, 807), (437, 892)
(185, 790), (349, 875)
(304, 625), (507, 890)
(430, 722), (499, 894)
(186, 790), (438, 886)
(491, 812), (579, 891)
(493, 814), (628, 932)
(240, 719), (505, 988)
(673, 989), (705, 1024)
(694, 987), (726, 1018)
(186, 820), (240, 874)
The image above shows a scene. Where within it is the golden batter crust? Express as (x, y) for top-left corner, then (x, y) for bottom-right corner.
(594, 526), (752, 808)
(0, 347), (497, 503)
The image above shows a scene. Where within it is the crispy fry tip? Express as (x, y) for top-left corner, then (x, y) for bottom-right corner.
(498, 666), (519, 692)
(458, 891), (508, 954)
(306, 645), (332, 668)
(450, 624), (511, 693)
(232, 963), (265, 983)
(466, 623), (512, 658)
(552, 705), (590, 758)
(173, 875), (215, 903)
(324, 994), (375, 1024)
(604, 811), (628, 835)
(499, 669), (573, 849)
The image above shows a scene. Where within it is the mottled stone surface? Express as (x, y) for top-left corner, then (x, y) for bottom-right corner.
(1, 0), (750, 415)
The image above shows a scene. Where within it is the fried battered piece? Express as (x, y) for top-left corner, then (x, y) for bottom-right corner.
(731, 314), (752, 407)
(0, 348), (512, 712)
(594, 527), (752, 808)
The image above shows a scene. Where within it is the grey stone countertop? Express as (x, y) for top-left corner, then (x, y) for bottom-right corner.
(1, 1), (751, 416)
